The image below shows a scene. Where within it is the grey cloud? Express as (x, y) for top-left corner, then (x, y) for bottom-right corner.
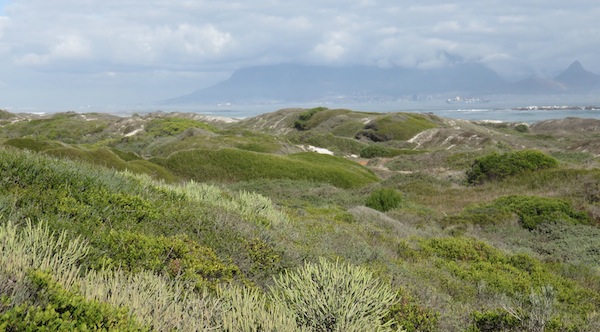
(0, 0), (599, 106)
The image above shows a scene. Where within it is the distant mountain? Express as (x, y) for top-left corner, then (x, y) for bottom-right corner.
(164, 63), (506, 104)
(500, 61), (600, 95)
(555, 61), (600, 92)
(164, 61), (600, 104)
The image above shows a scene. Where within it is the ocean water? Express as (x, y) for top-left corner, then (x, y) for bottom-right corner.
(5, 101), (600, 124)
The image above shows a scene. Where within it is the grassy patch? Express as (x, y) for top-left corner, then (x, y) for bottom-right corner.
(0, 112), (116, 144)
(145, 117), (218, 137)
(152, 149), (378, 188)
(358, 114), (437, 142)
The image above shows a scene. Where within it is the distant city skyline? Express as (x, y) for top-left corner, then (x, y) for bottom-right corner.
(0, 1), (599, 108)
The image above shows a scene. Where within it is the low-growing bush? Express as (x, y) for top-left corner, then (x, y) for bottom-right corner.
(99, 230), (239, 289)
(271, 257), (399, 332)
(446, 195), (590, 230)
(145, 117), (217, 137)
(294, 107), (328, 130)
(366, 188), (404, 212)
(385, 290), (439, 332)
(1, 270), (144, 331)
(491, 195), (590, 230)
(466, 150), (558, 185)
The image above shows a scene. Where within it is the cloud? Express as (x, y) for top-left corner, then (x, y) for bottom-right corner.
(1, 0), (600, 106)
(16, 34), (91, 66)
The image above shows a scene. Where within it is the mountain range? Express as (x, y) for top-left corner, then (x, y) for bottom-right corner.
(165, 61), (600, 104)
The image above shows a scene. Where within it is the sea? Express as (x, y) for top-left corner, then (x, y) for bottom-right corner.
(4, 99), (600, 124)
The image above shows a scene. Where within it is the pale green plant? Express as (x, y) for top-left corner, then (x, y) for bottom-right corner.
(79, 269), (221, 331)
(0, 220), (87, 290)
(0, 220), (87, 312)
(500, 285), (556, 332)
(219, 285), (302, 332)
(122, 171), (289, 226)
(271, 257), (402, 332)
(0, 219), (222, 331)
(152, 177), (289, 227)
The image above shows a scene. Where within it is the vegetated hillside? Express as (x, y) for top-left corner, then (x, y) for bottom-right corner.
(1, 107), (600, 331)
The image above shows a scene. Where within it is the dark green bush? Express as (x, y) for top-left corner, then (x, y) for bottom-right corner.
(446, 195), (590, 230)
(359, 145), (424, 158)
(514, 124), (529, 133)
(360, 145), (395, 158)
(0, 270), (144, 331)
(470, 309), (521, 331)
(386, 290), (439, 332)
(293, 107), (328, 130)
(146, 117), (217, 137)
(366, 188), (404, 212)
(99, 230), (239, 289)
(491, 195), (590, 230)
(466, 150), (558, 185)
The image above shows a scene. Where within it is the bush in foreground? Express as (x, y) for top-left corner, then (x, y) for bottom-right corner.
(271, 257), (401, 332)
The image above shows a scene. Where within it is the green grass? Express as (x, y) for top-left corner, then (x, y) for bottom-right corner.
(152, 149), (378, 188)
(0, 112), (117, 144)
(293, 132), (367, 155)
(145, 117), (218, 137)
(358, 114), (438, 141)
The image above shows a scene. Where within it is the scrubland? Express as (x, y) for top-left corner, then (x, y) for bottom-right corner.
(1, 107), (600, 331)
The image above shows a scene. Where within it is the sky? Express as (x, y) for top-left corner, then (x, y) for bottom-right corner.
(0, 0), (599, 108)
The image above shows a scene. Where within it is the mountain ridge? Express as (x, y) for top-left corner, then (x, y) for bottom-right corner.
(165, 61), (599, 104)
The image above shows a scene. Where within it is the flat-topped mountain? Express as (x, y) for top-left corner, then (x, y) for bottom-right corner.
(165, 62), (506, 104)
(165, 61), (600, 104)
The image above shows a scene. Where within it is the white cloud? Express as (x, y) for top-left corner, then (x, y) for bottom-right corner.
(15, 34), (91, 66)
(0, 0), (599, 106)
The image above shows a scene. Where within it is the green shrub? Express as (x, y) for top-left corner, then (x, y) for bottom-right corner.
(0, 109), (15, 119)
(294, 107), (328, 130)
(360, 145), (423, 158)
(219, 285), (298, 332)
(145, 117), (217, 137)
(99, 230), (239, 289)
(446, 195), (590, 230)
(366, 188), (404, 212)
(0, 270), (145, 331)
(271, 258), (399, 332)
(491, 195), (590, 230)
(386, 290), (439, 332)
(470, 309), (521, 331)
(514, 124), (529, 133)
(466, 150), (558, 185)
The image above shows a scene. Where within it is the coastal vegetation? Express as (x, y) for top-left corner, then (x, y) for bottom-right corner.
(0, 108), (599, 331)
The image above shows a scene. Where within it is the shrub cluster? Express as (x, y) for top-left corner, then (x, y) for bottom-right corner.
(145, 117), (217, 137)
(366, 188), (404, 212)
(446, 195), (590, 230)
(271, 257), (400, 331)
(466, 150), (558, 185)
(294, 107), (328, 130)
(1, 221), (405, 331)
